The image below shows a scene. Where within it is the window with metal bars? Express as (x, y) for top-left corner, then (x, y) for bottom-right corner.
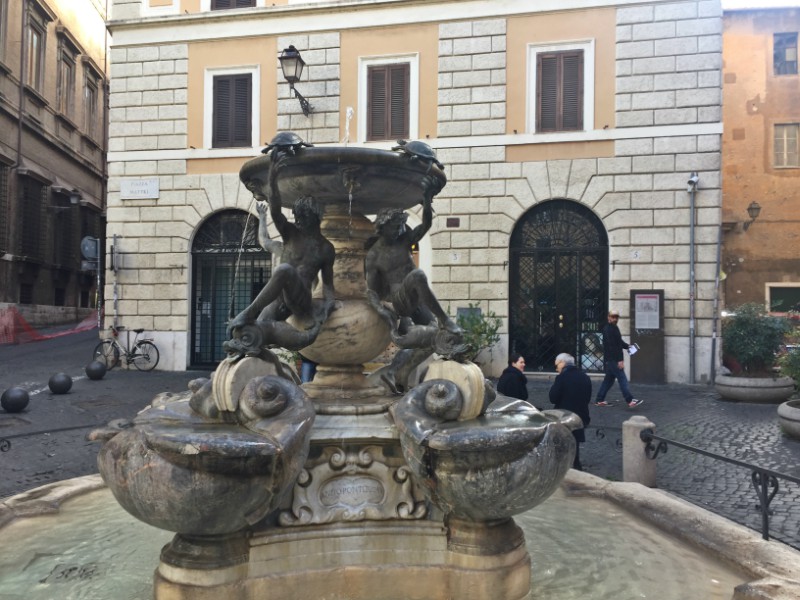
(212, 73), (252, 148)
(211, 0), (255, 10)
(774, 33), (798, 76)
(367, 63), (409, 142)
(0, 164), (8, 254)
(536, 50), (584, 133)
(18, 176), (46, 261)
(0, 0), (8, 64)
(52, 193), (75, 267)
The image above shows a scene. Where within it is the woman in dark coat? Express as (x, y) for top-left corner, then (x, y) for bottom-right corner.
(549, 353), (592, 470)
(497, 353), (528, 401)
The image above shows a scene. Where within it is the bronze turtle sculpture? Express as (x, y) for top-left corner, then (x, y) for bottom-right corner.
(261, 131), (314, 155)
(392, 139), (444, 170)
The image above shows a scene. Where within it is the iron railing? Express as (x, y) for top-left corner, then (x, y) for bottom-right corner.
(640, 428), (800, 542)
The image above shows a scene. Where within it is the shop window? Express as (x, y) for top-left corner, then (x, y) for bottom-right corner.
(774, 124), (799, 168)
(774, 33), (798, 76)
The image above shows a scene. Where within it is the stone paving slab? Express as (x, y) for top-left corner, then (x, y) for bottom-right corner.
(526, 378), (800, 551)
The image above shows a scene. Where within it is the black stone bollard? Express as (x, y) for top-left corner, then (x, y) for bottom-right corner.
(1, 387), (30, 413)
(49, 373), (73, 394)
(85, 361), (107, 381)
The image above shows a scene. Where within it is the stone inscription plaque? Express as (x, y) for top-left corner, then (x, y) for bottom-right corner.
(320, 475), (384, 507)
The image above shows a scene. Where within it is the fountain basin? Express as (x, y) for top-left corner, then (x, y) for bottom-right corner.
(4, 472), (800, 600)
(239, 146), (446, 214)
(393, 379), (578, 522)
(93, 374), (315, 538)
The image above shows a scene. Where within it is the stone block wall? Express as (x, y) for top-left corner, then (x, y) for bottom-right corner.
(105, 0), (723, 380)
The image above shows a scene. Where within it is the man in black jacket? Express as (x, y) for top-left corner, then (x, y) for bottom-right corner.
(549, 353), (591, 470)
(595, 310), (643, 408)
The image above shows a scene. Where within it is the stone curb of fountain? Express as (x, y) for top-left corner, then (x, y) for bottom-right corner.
(563, 470), (800, 600)
(0, 474), (104, 529)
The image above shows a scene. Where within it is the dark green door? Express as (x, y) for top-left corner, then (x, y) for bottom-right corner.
(190, 210), (271, 368)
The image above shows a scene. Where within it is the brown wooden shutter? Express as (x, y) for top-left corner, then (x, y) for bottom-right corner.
(536, 50), (583, 133)
(367, 63), (409, 141)
(211, 0), (255, 9)
(212, 74), (252, 148)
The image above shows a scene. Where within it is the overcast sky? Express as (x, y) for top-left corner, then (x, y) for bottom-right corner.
(722, 0), (800, 8)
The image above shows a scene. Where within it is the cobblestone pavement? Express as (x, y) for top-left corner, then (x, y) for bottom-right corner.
(525, 377), (800, 551)
(2, 330), (799, 551)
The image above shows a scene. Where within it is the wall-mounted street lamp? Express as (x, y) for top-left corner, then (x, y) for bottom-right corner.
(743, 200), (761, 231)
(278, 45), (312, 117)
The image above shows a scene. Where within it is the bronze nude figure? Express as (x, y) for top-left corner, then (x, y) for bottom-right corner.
(225, 155), (336, 356)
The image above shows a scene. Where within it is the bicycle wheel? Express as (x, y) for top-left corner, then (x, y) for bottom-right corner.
(93, 341), (120, 369)
(131, 341), (159, 371)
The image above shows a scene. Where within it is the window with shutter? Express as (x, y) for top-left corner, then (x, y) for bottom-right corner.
(212, 73), (252, 148)
(211, 0), (255, 9)
(367, 63), (409, 141)
(536, 50), (583, 133)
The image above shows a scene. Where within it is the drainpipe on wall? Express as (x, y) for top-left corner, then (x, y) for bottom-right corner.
(15, 0), (27, 169)
(710, 220), (723, 385)
(687, 172), (699, 384)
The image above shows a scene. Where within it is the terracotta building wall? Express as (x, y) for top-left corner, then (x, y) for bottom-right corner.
(722, 9), (800, 308)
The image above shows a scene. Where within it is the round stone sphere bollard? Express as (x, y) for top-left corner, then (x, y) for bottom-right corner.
(49, 373), (73, 394)
(1, 387), (30, 413)
(85, 361), (107, 381)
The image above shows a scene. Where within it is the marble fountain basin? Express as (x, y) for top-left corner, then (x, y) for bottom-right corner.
(239, 145), (446, 214)
(4, 470), (800, 600)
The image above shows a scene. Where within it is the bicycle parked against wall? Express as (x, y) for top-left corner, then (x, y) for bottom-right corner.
(93, 325), (160, 371)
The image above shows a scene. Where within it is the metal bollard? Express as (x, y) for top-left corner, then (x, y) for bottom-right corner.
(622, 415), (657, 487)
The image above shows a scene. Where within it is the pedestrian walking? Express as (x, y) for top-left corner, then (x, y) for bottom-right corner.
(549, 353), (591, 470)
(595, 309), (643, 408)
(497, 353), (528, 401)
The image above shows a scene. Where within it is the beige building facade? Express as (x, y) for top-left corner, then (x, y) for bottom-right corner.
(0, 0), (108, 327)
(105, 0), (723, 382)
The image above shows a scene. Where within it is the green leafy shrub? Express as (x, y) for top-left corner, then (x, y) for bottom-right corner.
(778, 347), (800, 389)
(455, 303), (502, 362)
(722, 303), (790, 376)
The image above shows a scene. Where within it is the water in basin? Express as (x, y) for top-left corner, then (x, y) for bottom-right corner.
(0, 486), (746, 599)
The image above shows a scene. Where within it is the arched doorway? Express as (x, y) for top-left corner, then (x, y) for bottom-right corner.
(191, 210), (271, 367)
(509, 199), (608, 372)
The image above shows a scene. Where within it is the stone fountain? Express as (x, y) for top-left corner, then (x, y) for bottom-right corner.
(90, 135), (580, 600)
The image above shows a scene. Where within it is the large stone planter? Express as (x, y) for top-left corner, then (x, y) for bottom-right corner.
(777, 399), (800, 440)
(715, 374), (795, 403)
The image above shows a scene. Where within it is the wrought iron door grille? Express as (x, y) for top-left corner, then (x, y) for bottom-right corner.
(191, 210), (270, 367)
(510, 200), (608, 372)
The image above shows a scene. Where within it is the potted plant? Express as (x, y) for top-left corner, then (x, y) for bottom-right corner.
(777, 318), (800, 439)
(455, 303), (502, 365)
(716, 303), (794, 403)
